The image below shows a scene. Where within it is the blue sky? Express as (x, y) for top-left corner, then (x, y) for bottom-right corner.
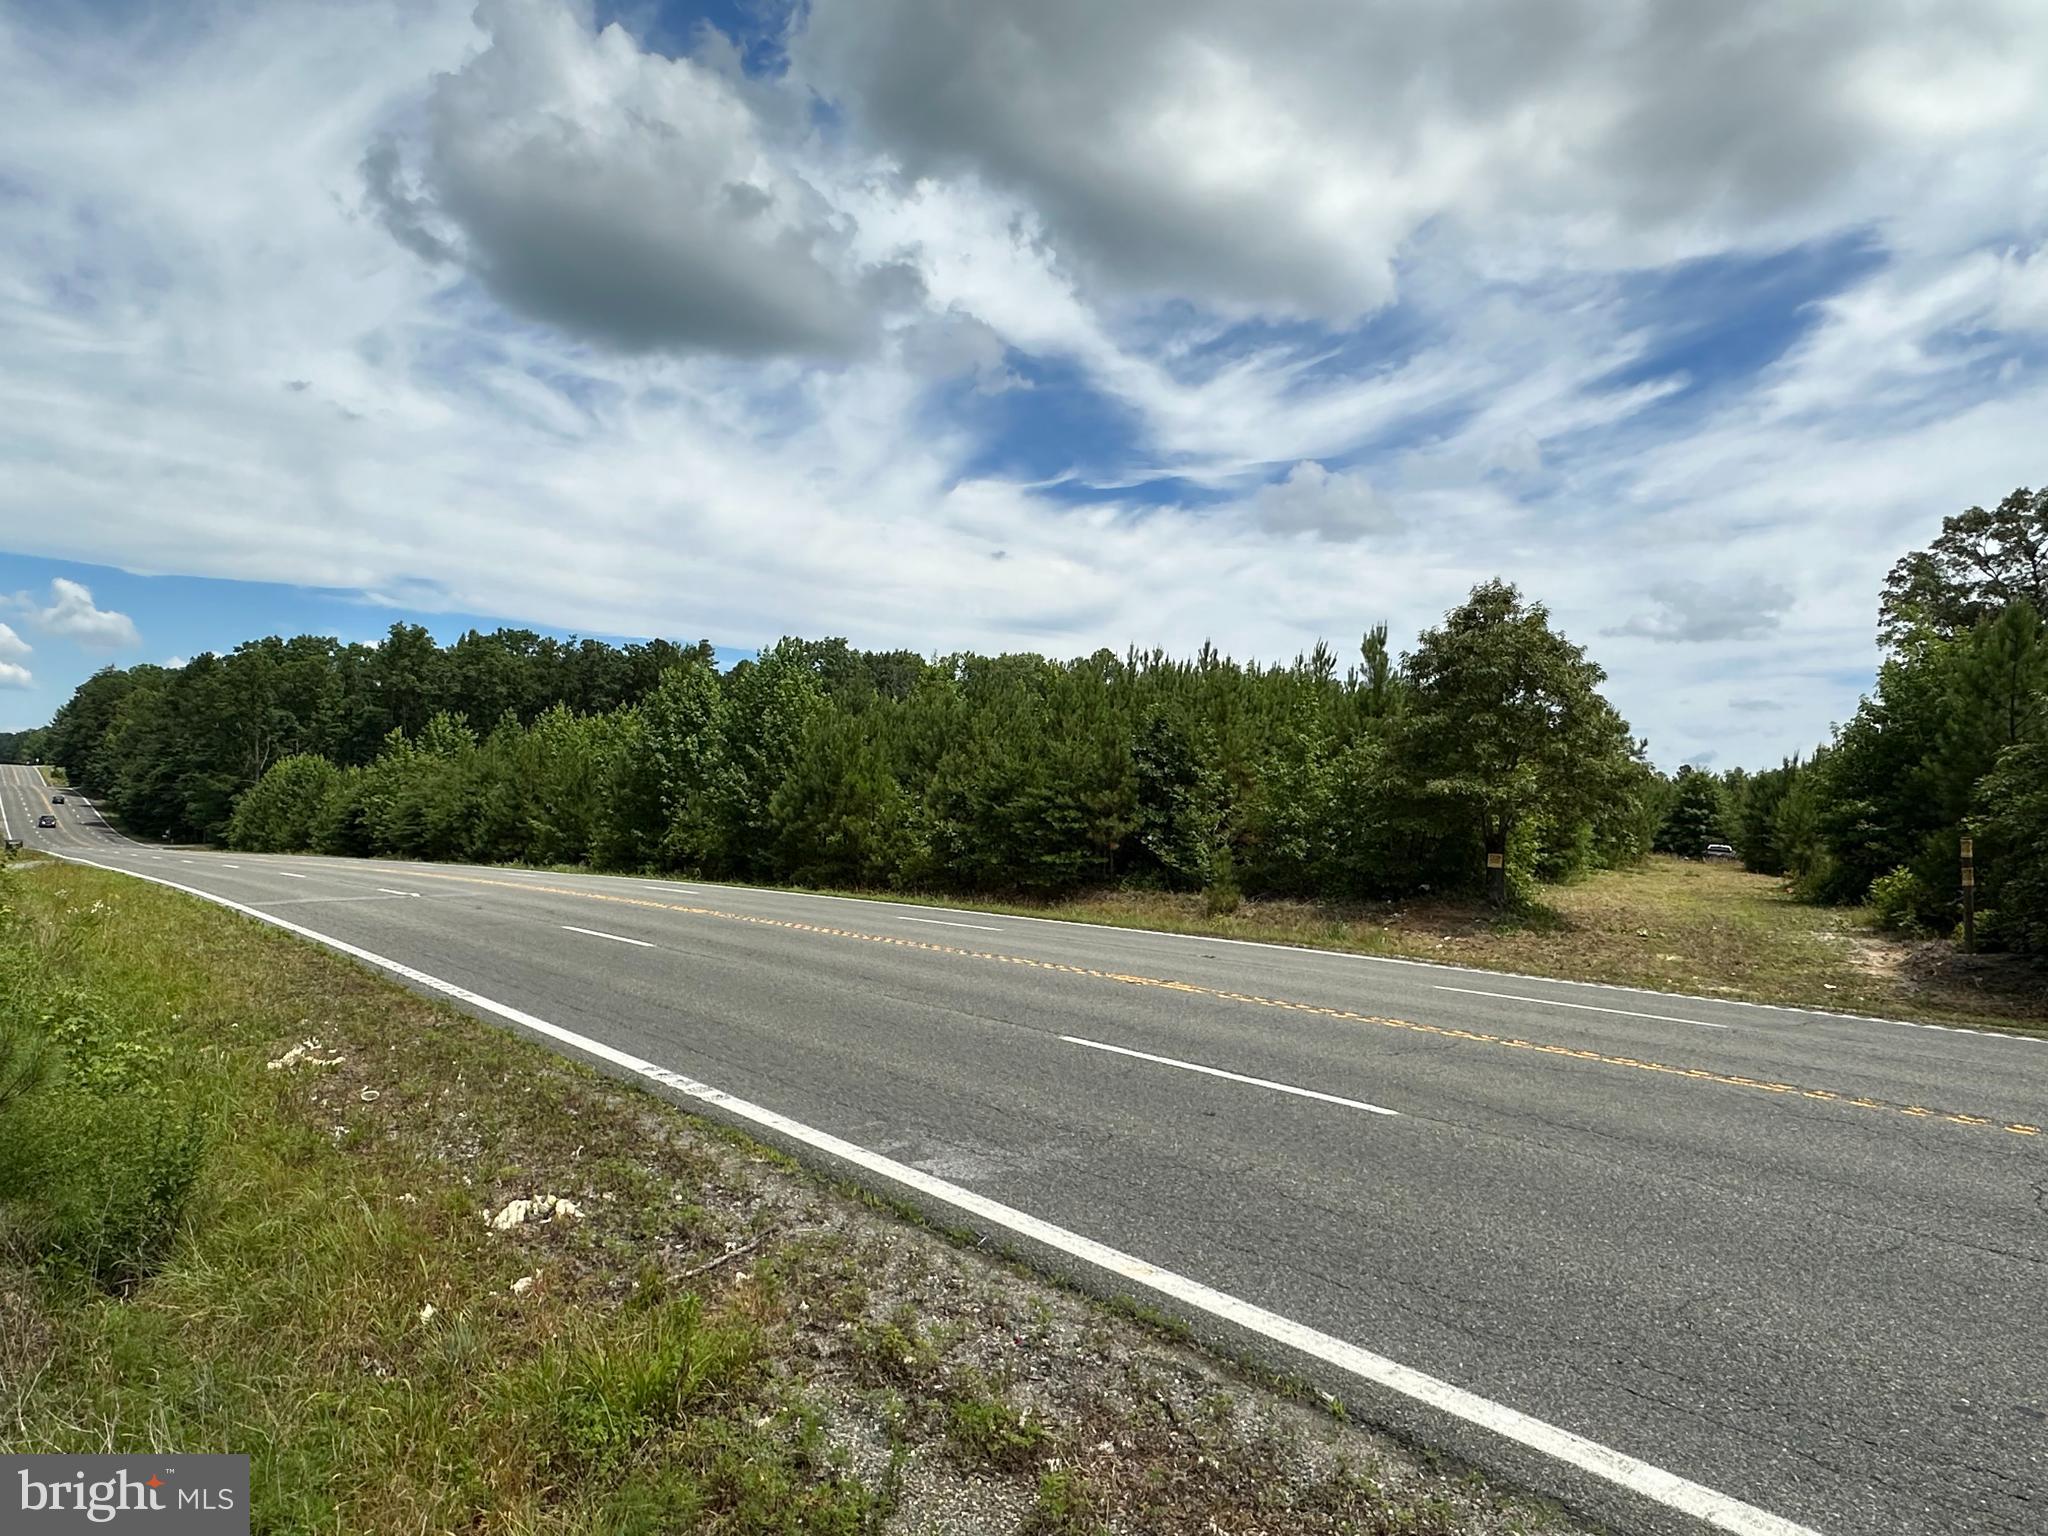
(4, 0), (2047, 766)
(0, 552), (748, 732)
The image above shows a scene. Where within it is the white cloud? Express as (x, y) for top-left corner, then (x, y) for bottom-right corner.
(163, 656), (190, 670)
(1250, 463), (1397, 542)
(365, 0), (912, 358)
(0, 661), (31, 690)
(796, 0), (2048, 319)
(10, 580), (139, 650)
(0, 622), (28, 660)
(1606, 580), (1796, 644)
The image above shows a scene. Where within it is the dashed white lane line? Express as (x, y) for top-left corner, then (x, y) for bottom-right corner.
(375, 888), (422, 899)
(41, 848), (1821, 1536)
(562, 924), (655, 949)
(1434, 984), (1732, 1029)
(252, 894), (424, 909)
(276, 871), (307, 880)
(1062, 1035), (1401, 1117)
(219, 863), (241, 869)
(898, 915), (1003, 931)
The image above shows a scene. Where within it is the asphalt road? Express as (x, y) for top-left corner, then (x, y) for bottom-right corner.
(4, 764), (2043, 1536)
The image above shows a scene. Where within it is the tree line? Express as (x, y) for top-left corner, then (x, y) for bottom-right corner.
(22, 583), (1659, 904)
(1649, 487), (2047, 953)
(16, 488), (2042, 953)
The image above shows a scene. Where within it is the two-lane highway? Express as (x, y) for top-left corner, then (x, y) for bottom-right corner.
(4, 764), (2043, 1536)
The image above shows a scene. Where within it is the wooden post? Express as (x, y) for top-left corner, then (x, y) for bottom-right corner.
(1485, 848), (1507, 909)
(1960, 835), (1975, 955)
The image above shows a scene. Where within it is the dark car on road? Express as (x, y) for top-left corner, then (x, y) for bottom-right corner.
(37, 814), (58, 828)
(51, 794), (64, 804)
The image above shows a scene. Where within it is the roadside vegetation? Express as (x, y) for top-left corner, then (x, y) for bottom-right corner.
(6, 486), (2041, 973)
(1669, 489), (2047, 953)
(0, 852), (1583, 1535)
(27, 581), (1660, 910)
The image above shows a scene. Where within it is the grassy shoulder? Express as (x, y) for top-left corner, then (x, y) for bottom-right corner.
(0, 856), (1584, 1536)
(714, 856), (2047, 1036)
(36, 765), (66, 786)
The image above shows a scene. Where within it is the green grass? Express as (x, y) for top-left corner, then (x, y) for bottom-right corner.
(36, 765), (66, 786)
(0, 862), (877, 1532)
(0, 856), (1583, 1536)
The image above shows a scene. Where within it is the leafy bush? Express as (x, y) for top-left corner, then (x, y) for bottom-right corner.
(1868, 866), (1934, 933)
(0, 893), (208, 1290)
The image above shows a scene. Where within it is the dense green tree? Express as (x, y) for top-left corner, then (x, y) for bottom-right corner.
(1395, 581), (1637, 903)
(0, 727), (51, 765)
(1131, 706), (1224, 889)
(770, 711), (910, 886)
(226, 754), (342, 852)
(1974, 740), (2048, 953)
(1880, 487), (2046, 645)
(1654, 765), (1728, 856)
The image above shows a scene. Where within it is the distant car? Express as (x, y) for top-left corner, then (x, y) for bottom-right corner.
(37, 814), (58, 828)
(51, 794), (64, 804)
(1703, 843), (1738, 860)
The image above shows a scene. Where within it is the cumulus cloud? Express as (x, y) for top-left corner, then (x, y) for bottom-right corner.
(0, 662), (31, 690)
(13, 580), (141, 650)
(1249, 462), (1396, 542)
(0, 622), (29, 660)
(1605, 579), (1795, 644)
(795, 0), (2048, 318)
(366, 0), (909, 357)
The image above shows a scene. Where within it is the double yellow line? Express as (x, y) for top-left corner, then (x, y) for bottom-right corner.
(406, 869), (2044, 1142)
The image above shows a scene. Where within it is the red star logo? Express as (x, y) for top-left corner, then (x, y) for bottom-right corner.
(147, 1476), (163, 1488)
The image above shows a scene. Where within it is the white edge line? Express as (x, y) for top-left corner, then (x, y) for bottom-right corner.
(897, 915), (1003, 931)
(41, 846), (1820, 1536)
(1433, 985), (1732, 1029)
(561, 924), (656, 949)
(1063, 1035), (1400, 1116)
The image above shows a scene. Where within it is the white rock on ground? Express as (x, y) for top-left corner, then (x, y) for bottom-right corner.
(267, 1039), (344, 1071)
(488, 1195), (585, 1231)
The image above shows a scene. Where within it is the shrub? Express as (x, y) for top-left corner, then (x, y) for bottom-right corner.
(0, 894), (208, 1290)
(1868, 865), (1934, 933)
(1202, 850), (1243, 917)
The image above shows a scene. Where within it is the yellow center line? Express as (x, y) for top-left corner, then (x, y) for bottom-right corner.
(400, 869), (2044, 1142)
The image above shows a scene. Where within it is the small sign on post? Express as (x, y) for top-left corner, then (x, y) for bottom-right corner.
(1960, 835), (1976, 954)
